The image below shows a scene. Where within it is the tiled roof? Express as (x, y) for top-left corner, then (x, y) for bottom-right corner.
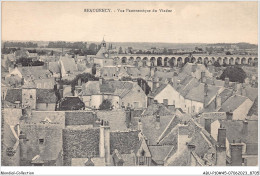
(141, 103), (173, 116)
(247, 97), (258, 116)
(60, 57), (77, 73)
(71, 157), (106, 166)
(149, 145), (175, 164)
(131, 115), (175, 145)
(81, 81), (101, 95)
(18, 66), (52, 80)
(62, 127), (100, 166)
(117, 66), (130, 78)
(28, 111), (66, 128)
(218, 95), (248, 112)
(5, 89), (22, 104)
(19, 123), (63, 165)
(127, 67), (141, 77)
(154, 71), (175, 79)
(48, 61), (60, 73)
(58, 97), (85, 111)
(110, 130), (140, 155)
(166, 146), (189, 166)
(219, 88), (234, 104)
(185, 83), (220, 104)
(157, 115), (181, 144)
(139, 67), (151, 78)
(65, 111), (97, 126)
(220, 120), (258, 145)
(81, 81), (134, 97)
(101, 67), (117, 77)
(158, 125), (178, 145)
(182, 63), (212, 79)
(244, 86), (258, 101)
(204, 88), (233, 112)
(121, 153), (136, 166)
(97, 110), (128, 131)
(96, 46), (108, 59)
(36, 89), (56, 104)
(150, 84), (168, 97)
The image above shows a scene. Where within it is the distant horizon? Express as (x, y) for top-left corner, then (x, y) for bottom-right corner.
(2, 40), (258, 45)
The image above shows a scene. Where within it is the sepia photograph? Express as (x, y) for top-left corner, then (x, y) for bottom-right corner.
(1, 1), (259, 175)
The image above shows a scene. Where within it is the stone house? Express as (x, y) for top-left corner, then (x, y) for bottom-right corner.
(79, 79), (147, 110)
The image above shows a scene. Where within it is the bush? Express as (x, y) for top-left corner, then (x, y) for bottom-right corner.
(219, 66), (246, 83)
(99, 99), (112, 110)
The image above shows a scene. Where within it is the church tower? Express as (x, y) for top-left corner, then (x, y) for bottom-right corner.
(101, 37), (106, 48)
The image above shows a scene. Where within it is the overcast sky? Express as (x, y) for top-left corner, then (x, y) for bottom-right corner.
(2, 1), (258, 44)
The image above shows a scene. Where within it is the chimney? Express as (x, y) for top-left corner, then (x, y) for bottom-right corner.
(230, 141), (243, 166)
(201, 71), (206, 83)
(215, 94), (221, 110)
(59, 85), (63, 99)
(212, 76), (216, 85)
(187, 144), (196, 166)
(192, 64), (196, 73)
(21, 78), (24, 86)
(125, 109), (131, 128)
(242, 120), (248, 136)
(233, 82), (238, 92)
(44, 62), (49, 70)
(150, 67), (155, 77)
(19, 131), (27, 160)
(217, 125), (226, 147)
(204, 83), (208, 96)
(204, 118), (211, 134)
(178, 124), (190, 153)
(99, 120), (110, 165)
(138, 119), (143, 132)
(94, 119), (101, 127)
(177, 79), (181, 87)
(224, 77), (229, 88)
(99, 77), (103, 85)
(152, 81), (156, 91)
(216, 125), (226, 166)
(155, 114), (160, 129)
(78, 78), (82, 86)
(226, 111), (233, 120)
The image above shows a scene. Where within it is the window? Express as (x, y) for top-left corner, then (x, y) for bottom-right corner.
(39, 139), (44, 144)
(139, 156), (145, 165)
(138, 90), (140, 92)
(133, 102), (139, 108)
(163, 99), (168, 106)
(46, 103), (48, 108)
(30, 95), (33, 99)
(192, 106), (195, 113)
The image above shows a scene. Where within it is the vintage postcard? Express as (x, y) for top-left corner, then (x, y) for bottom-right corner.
(1, 1), (258, 175)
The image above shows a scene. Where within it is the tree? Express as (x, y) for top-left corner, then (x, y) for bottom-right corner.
(168, 59), (174, 68)
(213, 61), (221, 67)
(118, 47), (123, 54)
(99, 99), (112, 110)
(89, 43), (97, 52)
(219, 66), (247, 83)
(137, 78), (151, 95)
(163, 48), (168, 54)
(225, 51), (232, 55)
(61, 73), (99, 95)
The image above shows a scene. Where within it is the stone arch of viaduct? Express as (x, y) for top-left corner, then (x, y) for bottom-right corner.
(112, 54), (258, 67)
